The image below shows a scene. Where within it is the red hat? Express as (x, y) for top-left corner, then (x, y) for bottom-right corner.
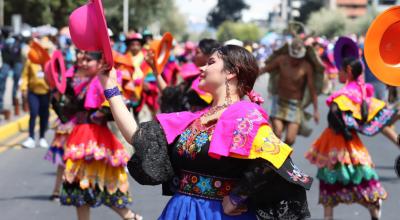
(44, 50), (67, 93)
(69, 0), (113, 68)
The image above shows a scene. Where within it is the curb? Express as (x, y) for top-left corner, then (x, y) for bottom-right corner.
(0, 115), (30, 143)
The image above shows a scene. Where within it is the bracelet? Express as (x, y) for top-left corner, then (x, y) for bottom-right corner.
(229, 194), (246, 206)
(104, 86), (121, 100)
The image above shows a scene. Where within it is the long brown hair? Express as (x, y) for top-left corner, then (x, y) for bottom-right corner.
(214, 45), (259, 97)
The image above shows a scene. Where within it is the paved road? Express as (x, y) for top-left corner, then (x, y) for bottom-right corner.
(1, 75), (400, 219)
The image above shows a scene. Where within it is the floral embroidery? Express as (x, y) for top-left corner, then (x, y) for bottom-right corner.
(178, 170), (237, 200)
(196, 176), (212, 193)
(232, 109), (263, 150)
(342, 108), (396, 136)
(287, 161), (311, 184)
(255, 129), (281, 155)
(176, 119), (215, 160)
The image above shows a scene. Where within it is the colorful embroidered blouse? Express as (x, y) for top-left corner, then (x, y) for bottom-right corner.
(129, 100), (313, 219)
(326, 81), (396, 137)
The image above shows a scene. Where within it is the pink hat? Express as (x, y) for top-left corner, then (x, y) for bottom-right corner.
(179, 62), (199, 80)
(44, 50), (67, 93)
(126, 33), (143, 41)
(69, 0), (113, 68)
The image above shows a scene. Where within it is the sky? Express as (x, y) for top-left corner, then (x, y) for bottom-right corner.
(176, 0), (281, 25)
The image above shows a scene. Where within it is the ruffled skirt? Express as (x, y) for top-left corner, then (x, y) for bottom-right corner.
(60, 123), (132, 208)
(305, 128), (387, 207)
(44, 119), (76, 166)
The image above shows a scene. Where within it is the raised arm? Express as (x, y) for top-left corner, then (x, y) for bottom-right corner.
(98, 66), (138, 143)
(145, 50), (168, 91)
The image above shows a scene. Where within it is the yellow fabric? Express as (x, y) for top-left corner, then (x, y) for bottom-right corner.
(64, 159), (129, 194)
(333, 95), (385, 122)
(130, 51), (145, 99)
(199, 93), (213, 104)
(20, 60), (49, 94)
(232, 125), (293, 169)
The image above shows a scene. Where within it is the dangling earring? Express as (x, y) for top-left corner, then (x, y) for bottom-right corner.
(225, 79), (232, 105)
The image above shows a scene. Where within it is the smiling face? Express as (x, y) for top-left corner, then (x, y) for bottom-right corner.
(128, 40), (142, 55)
(198, 52), (231, 94)
(197, 45), (259, 102)
(80, 53), (102, 77)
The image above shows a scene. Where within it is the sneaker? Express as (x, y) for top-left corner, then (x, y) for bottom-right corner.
(39, 138), (49, 148)
(22, 137), (36, 149)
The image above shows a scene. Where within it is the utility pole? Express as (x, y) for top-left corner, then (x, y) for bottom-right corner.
(0, 0), (4, 27)
(123, 0), (129, 33)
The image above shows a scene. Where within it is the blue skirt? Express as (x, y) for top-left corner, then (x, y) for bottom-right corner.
(158, 193), (257, 220)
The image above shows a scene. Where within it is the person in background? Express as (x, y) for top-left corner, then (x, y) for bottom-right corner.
(261, 38), (320, 145)
(20, 39), (51, 149)
(154, 38), (220, 113)
(306, 57), (400, 220)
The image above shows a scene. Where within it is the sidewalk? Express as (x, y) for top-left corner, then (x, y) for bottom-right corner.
(0, 76), (30, 143)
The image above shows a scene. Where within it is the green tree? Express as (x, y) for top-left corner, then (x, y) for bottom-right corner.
(4, 0), (187, 37)
(158, 3), (187, 40)
(307, 8), (347, 38)
(295, 0), (324, 23)
(4, 0), (86, 28)
(216, 21), (261, 42)
(348, 7), (379, 35)
(207, 0), (249, 28)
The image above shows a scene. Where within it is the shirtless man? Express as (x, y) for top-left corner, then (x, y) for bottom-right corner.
(262, 38), (319, 145)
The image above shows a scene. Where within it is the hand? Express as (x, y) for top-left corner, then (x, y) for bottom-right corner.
(144, 50), (159, 75)
(97, 60), (117, 90)
(222, 196), (248, 216)
(313, 111), (320, 124)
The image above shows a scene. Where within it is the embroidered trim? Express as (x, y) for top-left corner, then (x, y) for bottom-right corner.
(176, 119), (215, 160)
(177, 170), (238, 200)
(287, 160), (312, 184)
(231, 109), (263, 150)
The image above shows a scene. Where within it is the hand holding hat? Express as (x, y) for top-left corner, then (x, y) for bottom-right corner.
(144, 50), (158, 75)
(98, 62), (118, 90)
(148, 32), (174, 74)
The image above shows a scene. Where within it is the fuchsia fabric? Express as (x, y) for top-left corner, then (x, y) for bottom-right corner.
(156, 101), (269, 159)
(326, 80), (374, 106)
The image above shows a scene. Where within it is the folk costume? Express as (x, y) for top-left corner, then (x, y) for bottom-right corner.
(59, 71), (132, 208)
(129, 99), (313, 220)
(305, 79), (395, 208)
